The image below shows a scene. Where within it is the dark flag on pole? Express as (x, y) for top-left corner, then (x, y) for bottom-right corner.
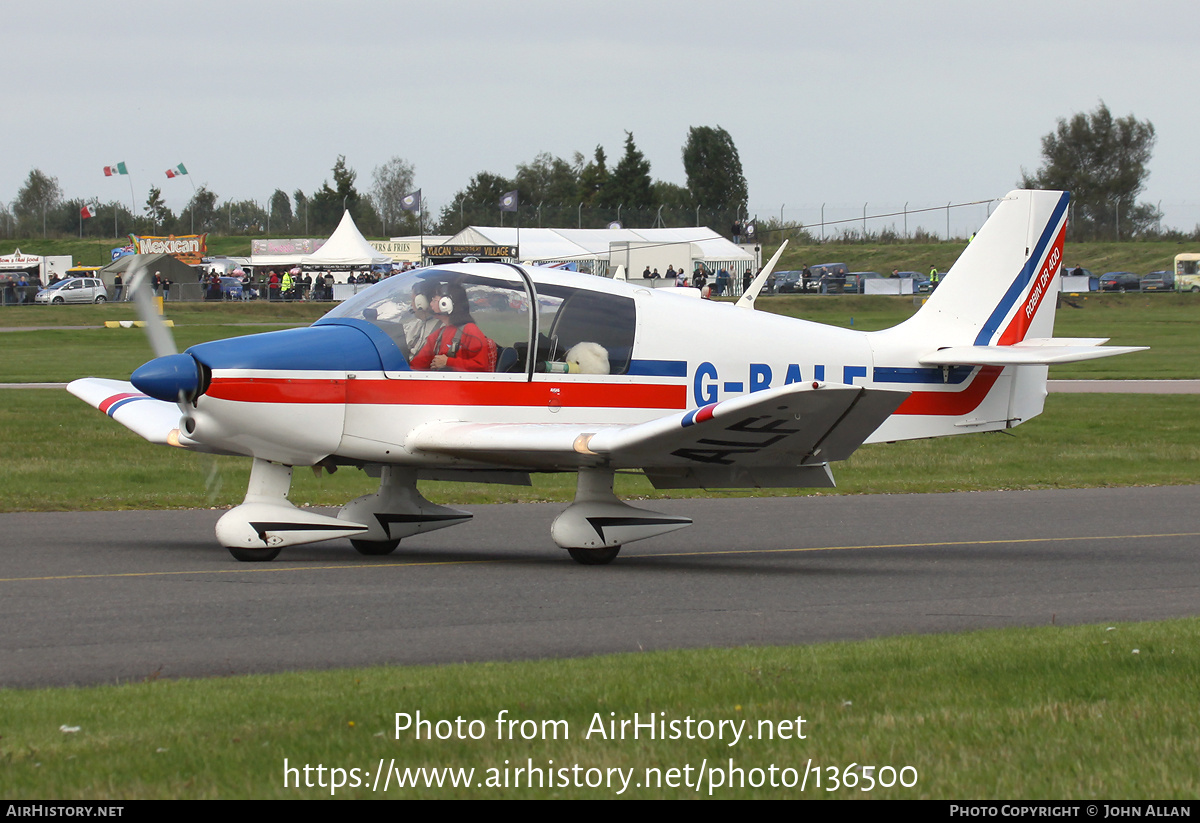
(401, 189), (421, 212)
(743, 219), (757, 241)
(500, 190), (519, 212)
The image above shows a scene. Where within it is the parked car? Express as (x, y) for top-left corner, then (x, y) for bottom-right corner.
(808, 263), (850, 294)
(1140, 271), (1174, 292)
(223, 276), (248, 299)
(774, 268), (830, 293)
(34, 277), (108, 304)
(204, 276), (245, 300)
(772, 271), (805, 294)
(894, 271), (933, 293)
(1099, 272), (1141, 292)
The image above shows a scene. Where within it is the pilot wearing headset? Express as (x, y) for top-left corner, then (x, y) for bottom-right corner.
(403, 282), (442, 356)
(410, 283), (497, 372)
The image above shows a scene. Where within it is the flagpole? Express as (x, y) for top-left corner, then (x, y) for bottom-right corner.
(499, 190), (519, 262)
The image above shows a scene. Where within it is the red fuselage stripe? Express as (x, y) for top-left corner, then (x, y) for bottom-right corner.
(208, 371), (1002, 417)
(893, 366), (1003, 415)
(206, 377), (687, 409)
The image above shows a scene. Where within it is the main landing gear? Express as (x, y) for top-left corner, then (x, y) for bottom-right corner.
(551, 468), (692, 565)
(337, 466), (472, 554)
(216, 460), (471, 562)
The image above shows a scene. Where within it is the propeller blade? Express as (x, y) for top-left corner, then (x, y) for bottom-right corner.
(126, 257), (177, 358)
(736, 239), (789, 310)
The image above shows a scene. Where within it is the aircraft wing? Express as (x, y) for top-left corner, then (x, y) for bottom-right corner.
(408, 382), (909, 488)
(68, 378), (185, 445)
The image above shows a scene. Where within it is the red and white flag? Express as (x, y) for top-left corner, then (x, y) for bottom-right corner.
(80, 204), (97, 218)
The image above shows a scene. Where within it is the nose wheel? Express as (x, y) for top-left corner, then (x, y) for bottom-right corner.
(216, 458), (370, 561)
(566, 546), (621, 565)
(228, 546), (283, 562)
(350, 538), (401, 556)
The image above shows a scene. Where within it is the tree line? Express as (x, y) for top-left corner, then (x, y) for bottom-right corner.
(434, 128), (748, 234)
(2, 127), (749, 241)
(2, 107), (1173, 243)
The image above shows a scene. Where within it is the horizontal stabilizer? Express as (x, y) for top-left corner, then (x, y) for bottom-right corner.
(920, 341), (1147, 367)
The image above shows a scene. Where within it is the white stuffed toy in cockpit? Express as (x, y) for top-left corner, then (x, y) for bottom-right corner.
(564, 341), (610, 374)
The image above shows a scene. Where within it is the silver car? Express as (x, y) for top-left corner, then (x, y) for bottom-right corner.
(35, 277), (109, 304)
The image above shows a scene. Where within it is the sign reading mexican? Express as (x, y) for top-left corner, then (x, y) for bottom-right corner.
(128, 234), (208, 264)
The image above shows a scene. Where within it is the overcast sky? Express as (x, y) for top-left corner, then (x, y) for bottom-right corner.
(6, 0), (1196, 236)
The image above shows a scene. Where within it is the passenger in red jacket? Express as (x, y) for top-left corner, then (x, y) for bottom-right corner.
(410, 283), (497, 372)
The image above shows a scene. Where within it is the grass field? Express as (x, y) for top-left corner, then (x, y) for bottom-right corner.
(3, 618), (1197, 799)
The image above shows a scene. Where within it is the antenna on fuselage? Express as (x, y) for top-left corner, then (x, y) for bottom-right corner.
(736, 239), (788, 310)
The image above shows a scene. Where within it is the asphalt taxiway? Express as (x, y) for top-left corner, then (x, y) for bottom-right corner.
(2, 486), (1197, 688)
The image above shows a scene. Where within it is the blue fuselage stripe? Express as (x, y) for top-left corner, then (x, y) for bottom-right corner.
(973, 192), (1069, 346)
(874, 366), (973, 384)
(628, 359), (687, 377)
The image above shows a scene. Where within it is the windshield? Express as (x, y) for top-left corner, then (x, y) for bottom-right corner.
(320, 267), (533, 363)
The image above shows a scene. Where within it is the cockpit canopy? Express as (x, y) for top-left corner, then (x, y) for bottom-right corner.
(318, 265), (637, 375)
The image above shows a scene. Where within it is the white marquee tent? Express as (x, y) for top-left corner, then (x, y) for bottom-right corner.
(299, 210), (392, 268)
(437, 226), (757, 276)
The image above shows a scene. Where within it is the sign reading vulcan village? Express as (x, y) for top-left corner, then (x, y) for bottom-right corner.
(128, 234), (208, 264)
(424, 245), (518, 260)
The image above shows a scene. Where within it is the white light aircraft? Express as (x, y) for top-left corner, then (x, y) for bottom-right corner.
(70, 190), (1142, 564)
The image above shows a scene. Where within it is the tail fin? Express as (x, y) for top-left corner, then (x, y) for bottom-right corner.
(899, 189), (1069, 345)
(867, 190), (1144, 442)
